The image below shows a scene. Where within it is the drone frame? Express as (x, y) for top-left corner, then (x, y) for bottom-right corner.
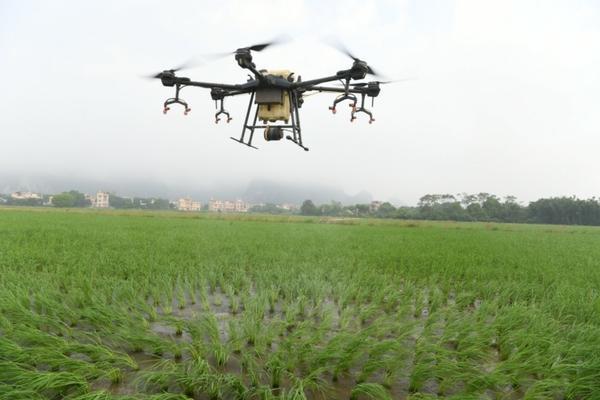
(156, 47), (383, 151)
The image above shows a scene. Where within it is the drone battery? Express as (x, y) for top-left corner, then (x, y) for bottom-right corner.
(256, 70), (293, 123)
(257, 95), (291, 123)
(256, 88), (283, 104)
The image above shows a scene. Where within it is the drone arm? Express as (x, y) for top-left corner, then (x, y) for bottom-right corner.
(303, 86), (365, 94)
(170, 77), (258, 92)
(292, 73), (350, 89)
(222, 89), (253, 97)
(184, 81), (247, 90)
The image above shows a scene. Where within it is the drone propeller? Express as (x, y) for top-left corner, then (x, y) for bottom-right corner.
(203, 35), (291, 60)
(244, 41), (278, 52)
(144, 36), (290, 79)
(327, 39), (383, 77)
(144, 58), (203, 80)
(240, 35), (291, 52)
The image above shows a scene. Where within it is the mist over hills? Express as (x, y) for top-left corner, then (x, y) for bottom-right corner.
(0, 174), (373, 205)
(242, 180), (371, 205)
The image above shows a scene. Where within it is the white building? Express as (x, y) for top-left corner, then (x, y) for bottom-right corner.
(279, 203), (298, 211)
(209, 199), (249, 213)
(11, 191), (41, 200)
(88, 192), (110, 208)
(177, 197), (201, 211)
(369, 201), (383, 212)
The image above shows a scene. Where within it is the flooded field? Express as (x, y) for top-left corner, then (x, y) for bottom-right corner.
(1, 209), (600, 399)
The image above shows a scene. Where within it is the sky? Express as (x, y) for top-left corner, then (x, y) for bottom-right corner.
(1, 0), (599, 205)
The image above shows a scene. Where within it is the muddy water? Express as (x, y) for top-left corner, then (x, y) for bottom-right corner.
(116, 287), (508, 399)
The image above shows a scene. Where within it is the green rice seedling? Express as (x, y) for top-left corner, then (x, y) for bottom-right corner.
(207, 271), (219, 295)
(162, 303), (173, 316)
(242, 316), (262, 346)
(68, 390), (116, 400)
(0, 384), (46, 400)
(230, 295), (241, 315)
(339, 305), (359, 332)
(0, 337), (32, 364)
(200, 313), (221, 344)
(267, 286), (279, 314)
(135, 359), (179, 392)
(350, 382), (392, 400)
(176, 357), (214, 396)
(103, 367), (123, 384)
(213, 342), (232, 368)
(296, 295), (308, 320)
(146, 394), (192, 400)
(358, 304), (380, 326)
(287, 367), (331, 399)
(227, 320), (245, 354)
(200, 286), (211, 312)
(26, 370), (89, 397)
(265, 354), (285, 389)
(356, 338), (400, 384)
(240, 350), (262, 388)
(176, 286), (186, 310)
(220, 373), (249, 400)
(214, 293), (223, 308)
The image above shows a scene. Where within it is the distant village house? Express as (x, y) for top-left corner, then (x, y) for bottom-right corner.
(177, 197), (201, 212)
(11, 191), (42, 200)
(86, 192), (110, 208)
(208, 199), (249, 213)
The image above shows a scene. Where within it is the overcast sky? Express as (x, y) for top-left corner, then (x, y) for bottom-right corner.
(1, 0), (599, 204)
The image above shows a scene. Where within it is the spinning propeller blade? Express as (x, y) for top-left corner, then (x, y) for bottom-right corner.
(325, 38), (384, 77)
(245, 34), (291, 52)
(143, 36), (290, 79)
(204, 35), (291, 59)
(143, 58), (203, 80)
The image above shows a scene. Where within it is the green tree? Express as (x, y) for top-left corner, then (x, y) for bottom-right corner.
(110, 194), (133, 209)
(376, 202), (396, 218)
(250, 203), (289, 214)
(466, 203), (486, 220)
(300, 200), (319, 216)
(320, 201), (343, 216)
(482, 195), (503, 221)
(52, 191), (89, 208)
(52, 192), (76, 207)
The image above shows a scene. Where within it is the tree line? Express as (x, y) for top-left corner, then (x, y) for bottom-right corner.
(300, 193), (600, 226)
(0, 191), (172, 210)
(4, 190), (600, 226)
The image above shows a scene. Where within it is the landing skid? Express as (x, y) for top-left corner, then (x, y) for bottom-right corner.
(230, 90), (309, 151)
(286, 135), (309, 151)
(230, 137), (258, 149)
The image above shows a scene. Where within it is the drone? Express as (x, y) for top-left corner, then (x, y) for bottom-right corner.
(147, 40), (397, 151)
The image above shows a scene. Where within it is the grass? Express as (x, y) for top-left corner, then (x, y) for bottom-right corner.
(0, 207), (599, 399)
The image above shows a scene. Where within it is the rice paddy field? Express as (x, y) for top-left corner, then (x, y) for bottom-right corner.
(1, 208), (600, 400)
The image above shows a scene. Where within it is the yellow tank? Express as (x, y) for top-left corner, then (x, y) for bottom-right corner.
(257, 70), (292, 123)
